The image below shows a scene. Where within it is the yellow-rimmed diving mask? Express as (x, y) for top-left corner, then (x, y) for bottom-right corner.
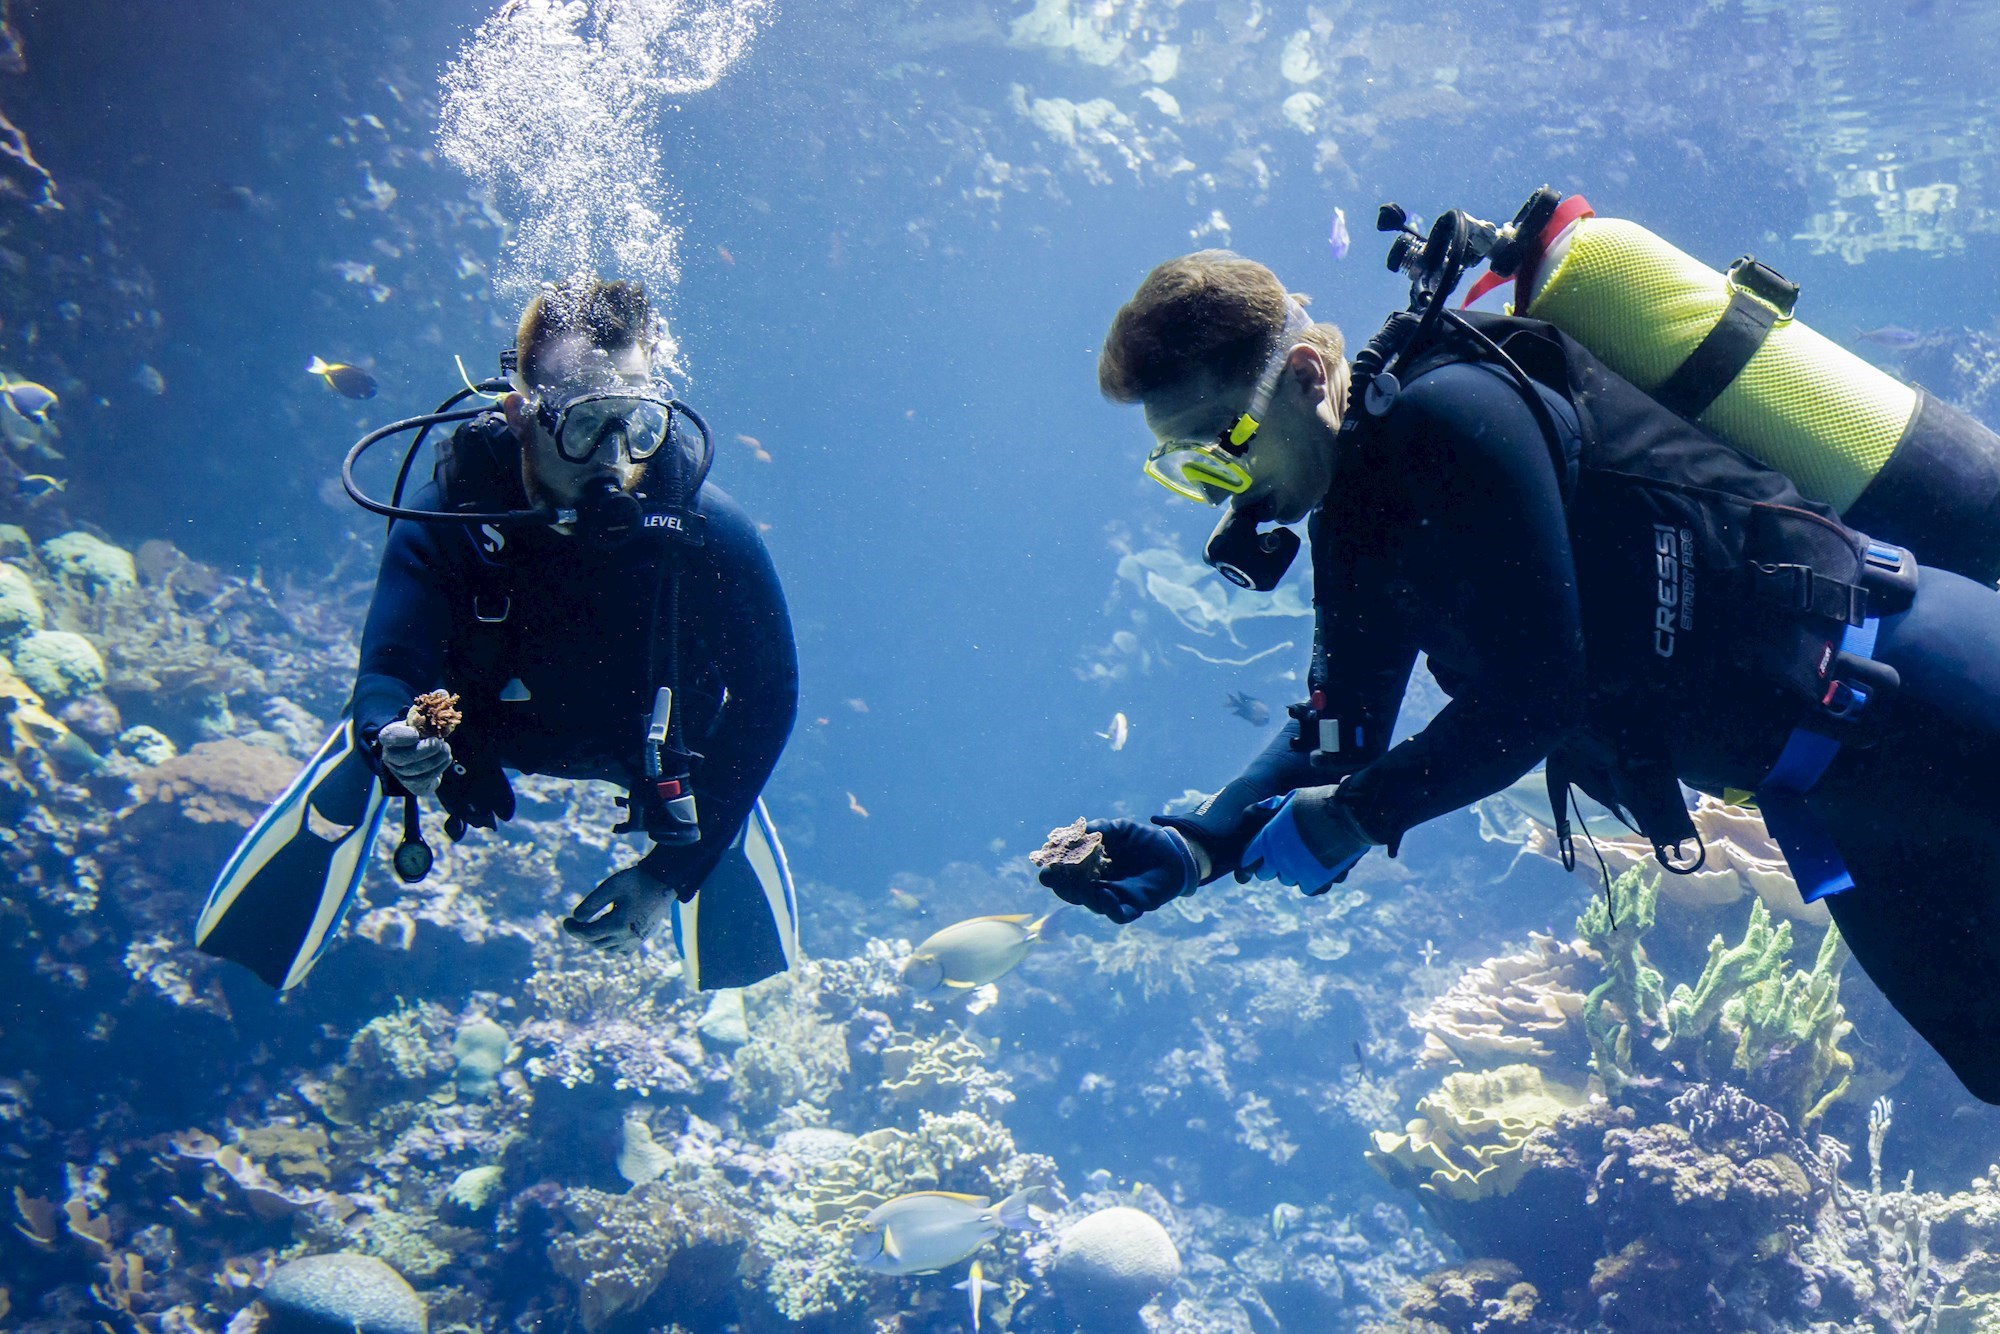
(1142, 297), (1313, 505)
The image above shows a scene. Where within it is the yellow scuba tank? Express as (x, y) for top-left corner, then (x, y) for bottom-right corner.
(1482, 192), (2000, 584)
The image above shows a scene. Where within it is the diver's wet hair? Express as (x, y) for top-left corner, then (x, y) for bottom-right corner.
(1099, 250), (1344, 403)
(515, 276), (654, 386)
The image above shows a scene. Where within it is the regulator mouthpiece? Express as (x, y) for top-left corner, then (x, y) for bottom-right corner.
(575, 476), (642, 547)
(1205, 506), (1301, 592)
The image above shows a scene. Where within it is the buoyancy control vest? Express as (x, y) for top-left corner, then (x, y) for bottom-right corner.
(1478, 193), (2000, 585)
(425, 410), (712, 845)
(1312, 310), (1917, 867)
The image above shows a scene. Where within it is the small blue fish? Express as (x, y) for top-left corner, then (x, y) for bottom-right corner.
(1328, 206), (1350, 261)
(1227, 691), (1271, 726)
(1855, 326), (1926, 350)
(15, 473), (64, 499)
(0, 377), (58, 424)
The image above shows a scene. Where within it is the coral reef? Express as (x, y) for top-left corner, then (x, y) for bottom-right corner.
(11, 627), (105, 700)
(258, 1252), (427, 1334)
(1049, 1205), (1180, 1325)
(40, 531), (136, 594)
(1517, 791), (1830, 926)
(1411, 933), (1594, 1073)
(1368, 1064), (1592, 1204)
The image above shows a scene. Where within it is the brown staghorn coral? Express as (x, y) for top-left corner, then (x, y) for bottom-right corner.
(405, 690), (462, 739)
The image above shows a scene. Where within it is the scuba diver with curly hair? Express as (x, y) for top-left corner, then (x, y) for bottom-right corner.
(198, 277), (799, 992)
(1048, 196), (2000, 1105)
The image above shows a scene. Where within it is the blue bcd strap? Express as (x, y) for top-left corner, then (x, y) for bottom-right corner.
(1754, 616), (1881, 902)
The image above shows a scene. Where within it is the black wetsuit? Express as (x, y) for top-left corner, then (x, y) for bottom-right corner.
(351, 471), (798, 892)
(1165, 359), (2000, 1103)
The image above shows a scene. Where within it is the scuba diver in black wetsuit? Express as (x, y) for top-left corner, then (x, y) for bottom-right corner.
(196, 278), (800, 991)
(1042, 222), (2000, 1105)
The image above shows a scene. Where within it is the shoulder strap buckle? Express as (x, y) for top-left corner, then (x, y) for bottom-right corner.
(1752, 562), (1867, 627)
(472, 593), (511, 624)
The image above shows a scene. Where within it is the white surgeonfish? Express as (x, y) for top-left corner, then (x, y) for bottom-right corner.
(900, 910), (1062, 992)
(1096, 711), (1130, 750)
(848, 1190), (1038, 1276)
(955, 1259), (1001, 1330)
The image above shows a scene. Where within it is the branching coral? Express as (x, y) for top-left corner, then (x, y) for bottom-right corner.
(1725, 922), (1854, 1129)
(547, 1175), (756, 1332)
(518, 948), (725, 1096)
(878, 1030), (1013, 1115)
(1577, 867), (1666, 1092)
(762, 1110), (1059, 1323)
(1087, 924), (1232, 1001)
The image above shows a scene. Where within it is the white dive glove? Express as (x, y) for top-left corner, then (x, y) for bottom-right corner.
(375, 720), (454, 797)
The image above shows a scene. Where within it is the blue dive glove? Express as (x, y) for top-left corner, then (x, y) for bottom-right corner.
(1038, 818), (1199, 924)
(1239, 785), (1374, 894)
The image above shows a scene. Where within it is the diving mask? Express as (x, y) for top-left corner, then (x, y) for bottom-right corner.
(516, 352), (678, 465)
(1142, 297), (1313, 505)
(533, 385), (677, 465)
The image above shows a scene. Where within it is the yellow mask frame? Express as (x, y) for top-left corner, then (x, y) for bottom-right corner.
(1141, 297), (1313, 505)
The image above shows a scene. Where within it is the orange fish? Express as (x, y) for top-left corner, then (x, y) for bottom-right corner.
(736, 433), (772, 463)
(814, 716), (831, 726)
(717, 244), (735, 266)
(847, 791), (870, 818)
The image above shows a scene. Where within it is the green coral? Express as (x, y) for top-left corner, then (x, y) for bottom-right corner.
(1577, 866), (1665, 1091)
(1575, 870), (1852, 1126)
(1662, 898), (1793, 1052)
(1726, 922), (1854, 1128)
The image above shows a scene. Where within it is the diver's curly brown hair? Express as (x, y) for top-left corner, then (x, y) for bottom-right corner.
(515, 276), (653, 386)
(1099, 250), (1345, 404)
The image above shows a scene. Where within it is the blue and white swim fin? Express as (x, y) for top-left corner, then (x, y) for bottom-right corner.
(194, 719), (388, 990)
(669, 798), (799, 991)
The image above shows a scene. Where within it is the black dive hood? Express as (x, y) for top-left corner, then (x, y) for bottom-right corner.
(341, 356), (714, 547)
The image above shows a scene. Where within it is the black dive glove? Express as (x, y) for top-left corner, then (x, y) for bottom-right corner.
(562, 864), (678, 952)
(1037, 818), (1200, 925)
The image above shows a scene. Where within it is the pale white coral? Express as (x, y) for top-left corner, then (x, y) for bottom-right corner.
(1410, 932), (1595, 1074)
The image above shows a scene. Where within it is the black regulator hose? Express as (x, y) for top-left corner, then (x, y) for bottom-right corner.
(342, 406), (556, 527)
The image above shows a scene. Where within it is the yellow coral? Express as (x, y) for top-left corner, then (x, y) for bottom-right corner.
(1368, 1064), (1590, 1202)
